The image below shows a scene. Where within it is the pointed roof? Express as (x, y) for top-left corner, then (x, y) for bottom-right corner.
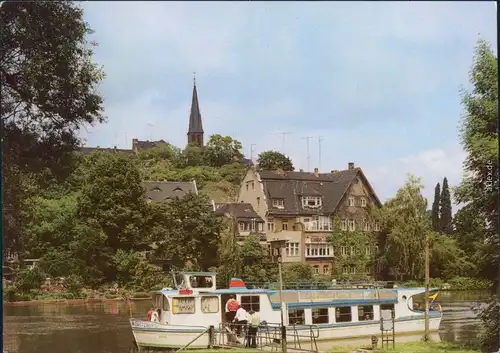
(188, 82), (203, 133)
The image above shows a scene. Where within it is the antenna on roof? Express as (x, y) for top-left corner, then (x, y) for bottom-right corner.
(302, 136), (314, 172)
(275, 132), (292, 155)
(318, 136), (324, 171)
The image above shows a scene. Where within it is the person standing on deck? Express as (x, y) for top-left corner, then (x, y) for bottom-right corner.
(225, 295), (239, 323)
(146, 305), (155, 321)
(233, 305), (248, 336)
(246, 309), (260, 348)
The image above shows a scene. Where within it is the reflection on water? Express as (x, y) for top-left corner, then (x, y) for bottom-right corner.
(3, 291), (492, 353)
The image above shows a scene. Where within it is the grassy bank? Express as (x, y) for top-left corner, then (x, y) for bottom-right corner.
(330, 341), (480, 353)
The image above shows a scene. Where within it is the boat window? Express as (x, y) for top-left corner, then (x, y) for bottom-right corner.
(380, 303), (395, 316)
(335, 307), (352, 322)
(162, 296), (170, 311)
(154, 294), (162, 308)
(312, 308), (329, 324)
(241, 295), (260, 312)
(288, 309), (305, 325)
(172, 297), (195, 314)
(358, 305), (373, 321)
(189, 276), (213, 288)
(201, 296), (219, 313)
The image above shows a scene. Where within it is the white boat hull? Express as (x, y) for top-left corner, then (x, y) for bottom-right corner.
(131, 314), (442, 349)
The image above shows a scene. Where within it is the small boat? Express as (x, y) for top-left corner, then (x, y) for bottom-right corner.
(130, 271), (442, 350)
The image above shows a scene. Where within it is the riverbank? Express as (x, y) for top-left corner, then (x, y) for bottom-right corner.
(4, 296), (151, 306)
(329, 341), (480, 353)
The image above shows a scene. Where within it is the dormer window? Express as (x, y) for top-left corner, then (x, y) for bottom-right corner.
(348, 197), (355, 207)
(272, 199), (284, 209)
(302, 196), (322, 208)
(361, 198), (367, 207)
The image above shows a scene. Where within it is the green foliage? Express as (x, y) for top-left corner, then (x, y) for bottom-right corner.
(1, 1), (105, 260)
(63, 275), (84, 295)
(15, 267), (46, 293)
(431, 183), (440, 232)
(439, 177), (453, 234)
(132, 261), (165, 291)
(214, 217), (243, 287)
(330, 217), (375, 280)
(282, 263), (313, 283)
(203, 135), (244, 168)
(429, 233), (475, 280)
(257, 151), (294, 171)
(478, 298), (500, 352)
(112, 250), (142, 286)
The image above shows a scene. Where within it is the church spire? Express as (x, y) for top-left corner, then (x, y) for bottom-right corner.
(187, 72), (204, 146)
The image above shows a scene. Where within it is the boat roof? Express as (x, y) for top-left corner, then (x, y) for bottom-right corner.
(179, 271), (217, 276)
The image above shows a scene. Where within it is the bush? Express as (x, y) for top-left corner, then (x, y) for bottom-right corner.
(478, 297), (500, 352)
(447, 277), (492, 291)
(4, 285), (18, 302)
(63, 274), (84, 295)
(15, 267), (46, 293)
(132, 292), (151, 299)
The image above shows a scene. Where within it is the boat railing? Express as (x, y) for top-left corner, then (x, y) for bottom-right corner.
(244, 280), (395, 290)
(214, 321), (319, 352)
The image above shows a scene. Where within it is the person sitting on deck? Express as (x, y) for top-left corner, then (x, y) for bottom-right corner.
(233, 305), (248, 336)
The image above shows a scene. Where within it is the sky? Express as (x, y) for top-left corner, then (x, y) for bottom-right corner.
(81, 1), (497, 210)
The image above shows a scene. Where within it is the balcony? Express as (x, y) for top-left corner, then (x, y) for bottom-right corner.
(303, 221), (333, 232)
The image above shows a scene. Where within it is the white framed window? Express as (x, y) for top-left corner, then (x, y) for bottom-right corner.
(374, 222), (380, 231)
(251, 220), (256, 232)
(348, 220), (355, 231)
(349, 266), (356, 274)
(348, 197), (355, 207)
(302, 196), (322, 208)
(258, 223), (264, 232)
(361, 198), (367, 207)
(201, 296), (219, 313)
(282, 222), (288, 231)
(341, 246), (348, 256)
(305, 244), (333, 258)
(272, 199), (284, 209)
(267, 220), (275, 232)
(364, 220), (370, 232)
(340, 219), (347, 231)
(342, 266), (349, 275)
(323, 265), (330, 275)
(313, 265), (319, 274)
(239, 222), (245, 231)
(350, 246), (355, 256)
(365, 247), (371, 256)
(286, 242), (299, 257)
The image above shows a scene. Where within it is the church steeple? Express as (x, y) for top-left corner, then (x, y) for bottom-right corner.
(187, 73), (204, 146)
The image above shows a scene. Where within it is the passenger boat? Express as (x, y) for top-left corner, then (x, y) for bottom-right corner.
(129, 271), (442, 350)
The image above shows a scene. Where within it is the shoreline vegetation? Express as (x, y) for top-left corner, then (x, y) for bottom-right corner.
(4, 275), (492, 304)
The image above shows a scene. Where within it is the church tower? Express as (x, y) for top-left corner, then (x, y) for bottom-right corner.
(187, 75), (204, 146)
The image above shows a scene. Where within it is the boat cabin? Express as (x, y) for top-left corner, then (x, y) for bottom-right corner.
(151, 272), (432, 329)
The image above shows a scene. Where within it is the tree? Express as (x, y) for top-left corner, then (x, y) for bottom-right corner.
(257, 151), (294, 171)
(213, 216), (243, 287)
(1, 1), (105, 259)
(379, 175), (429, 280)
(439, 177), (453, 234)
(151, 193), (222, 271)
(431, 183), (441, 232)
(203, 135), (244, 168)
(454, 39), (498, 352)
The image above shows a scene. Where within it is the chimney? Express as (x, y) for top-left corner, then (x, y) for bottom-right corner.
(314, 168), (319, 177)
(348, 162), (355, 170)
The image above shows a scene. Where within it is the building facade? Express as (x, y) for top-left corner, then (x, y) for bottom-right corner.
(237, 163), (382, 276)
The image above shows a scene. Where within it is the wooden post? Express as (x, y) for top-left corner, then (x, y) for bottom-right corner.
(423, 231), (430, 341)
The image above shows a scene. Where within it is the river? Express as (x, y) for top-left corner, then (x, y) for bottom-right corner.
(3, 291), (490, 353)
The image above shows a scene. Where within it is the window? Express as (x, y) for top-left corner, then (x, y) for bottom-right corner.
(241, 295), (260, 312)
(340, 219), (347, 231)
(380, 304), (395, 317)
(268, 221), (275, 232)
(257, 197), (260, 206)
(358, 305), (374, 321)
(252, 182), (255, 189)
(313, 265), (319, 274)
(350, 246), (355, 256)
(246, 184), (249, 191)
(201, 296), (219, 313)
(374, 222), (380, 231)
(361, 198), (367, 207)
(364, 220), (370, 232)
(286, 242), (299, 257)
(163, 296), (170, 311)
(258, 223), (264, 232)
(349, 266), (356, 274)
(251, 220), (256, 232)
(340, 246), (348, 256)
(305, 244), (333, 258)
(365, 246), (371, 256)
(272, 199), (284, 208)
(348, 220), (355, 231)
(239, 222), (245, 232)
(312, 308), (329, 324)
(288, 309), (305, 325)
(348, 197), (355, 207)
(282, 222), (288, 231)
(335, 307), (352, 322)
(323, 265), (330, 275)
(172, 297), (195, 314)
(365, 265), (371, 274)
(154, 294), (162, 309)
(302, 196), (322, 208)
(342, 266), (349, 275)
